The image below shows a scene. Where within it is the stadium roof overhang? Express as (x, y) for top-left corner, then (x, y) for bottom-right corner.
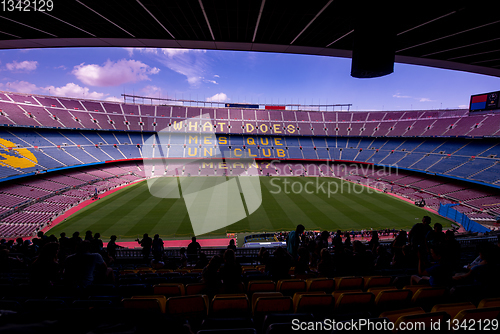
(1, 0), (500, 78)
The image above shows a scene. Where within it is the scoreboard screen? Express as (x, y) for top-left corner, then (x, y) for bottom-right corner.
(470, 91), (499, 112)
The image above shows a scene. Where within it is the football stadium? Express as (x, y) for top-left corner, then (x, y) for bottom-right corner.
(0, 1), (500, 333)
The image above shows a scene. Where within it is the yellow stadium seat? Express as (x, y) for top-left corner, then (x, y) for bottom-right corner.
(335, 276), (363, 290)
(379, 307), (425, 323)
(332, 289), (363, 300)
(453, 307), (500, 323)
(210, 294), (250, 317)
(363, 276), (392, 290)
(253, 296), (293, 317)
(478, 297), (500, 309)
(247, 280), (276, 294)
(411, 287), (447, 311)
(367, 286), (398, 299)
(165, 295), (209, 318)
(186, 283), (207, 295)
(122, 297), (164, 313)
(334, 292), (375, 314)
(251, 292), (283, 313)
(306, 277), (334, 293)
(374, 289), (412, 313)
(276, 279), (306, 296)
(153, 283), (185, 297)
(431, 302), (476, 319)
(294, 294), (334, 314)
(393, 311), (449, 333)
(130, 295), (166, 313)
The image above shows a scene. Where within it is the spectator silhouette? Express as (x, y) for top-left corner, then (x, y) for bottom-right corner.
(84, 230), (93, 241)
(30, 242), (60, 288)
(69, 231), (82, 254)
(202, 255), (222, 298)
(287, 224), (305, 260)
(317, 248), (334, 278)
(219, 249), (242, 294)
(266, 246), (292, 282)
(90, 232), (103, 254)
(152, 234), (164, 259)
(106, 235), (124, 261)
(195, 252), (209, 269)
(411, 244), (453, 287)
(137, 233), (153, 261)
(63, 241), (108, 288)
(187, 237), (201, 264)
(227, 239), (237, 251)
(409, 216), (432, 251)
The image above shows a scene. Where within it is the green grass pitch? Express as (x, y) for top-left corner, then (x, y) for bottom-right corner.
(47, 177), (452, 241)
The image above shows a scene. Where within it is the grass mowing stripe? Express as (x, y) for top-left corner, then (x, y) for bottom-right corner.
(295, 179), (363, 231)
(261, 178), (315, 229)
(85, 185), (153, 232)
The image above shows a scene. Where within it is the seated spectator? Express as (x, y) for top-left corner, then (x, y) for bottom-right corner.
(202, 255), (222, 298)
(30, 242), (60, 287)
(179, 247), (188, 268)
(257, 247), (270, 266)
(443, 230), (461, 270)
(411, 245), (453, 287)
(151, 256), (165, 270)
(63, 241), (111, 288)
(194, 252), (209, 269)
(452, 242), (500, 285)
(391, 244), (417, 269)
(265, 246), (292, 282)
(294, 247), (311, 276)
(219, 249), (242, 294)
(0, 248), (23, 273)
(351, 240), (374, 275)
(425, 223), (445, 251)
(374, 245), (391, 270)
(317, 248), (334, 278)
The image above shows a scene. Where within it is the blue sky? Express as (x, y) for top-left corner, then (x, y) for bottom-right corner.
(1, 47), (499, 111)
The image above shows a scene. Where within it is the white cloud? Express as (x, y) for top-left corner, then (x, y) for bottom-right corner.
(419, 98), (435, 102)
(131, 48), (210, 87)
(43, 83), (105, 99)
(214, 74), (220, 78)
(72, 59), (160, 87)
(458, 105), (468, 109)
(55, 65), (67, 70)
(6, 80), (38, 93)
(161, 48), (192, 58)
(206, 92), (228, 102)
(393, 93), (411, 98)
(105, 96), (122, 103)
(204, 79), (218, 84)
(6, 60), (38, 72)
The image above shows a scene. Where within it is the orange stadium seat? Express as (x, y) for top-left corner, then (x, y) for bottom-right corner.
(306, 277), (334, 293)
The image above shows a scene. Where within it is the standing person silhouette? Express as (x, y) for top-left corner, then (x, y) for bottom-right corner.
(187, 236), (201, 264)
(137, 233), (153, 262)
(286, 224), (305, 261)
